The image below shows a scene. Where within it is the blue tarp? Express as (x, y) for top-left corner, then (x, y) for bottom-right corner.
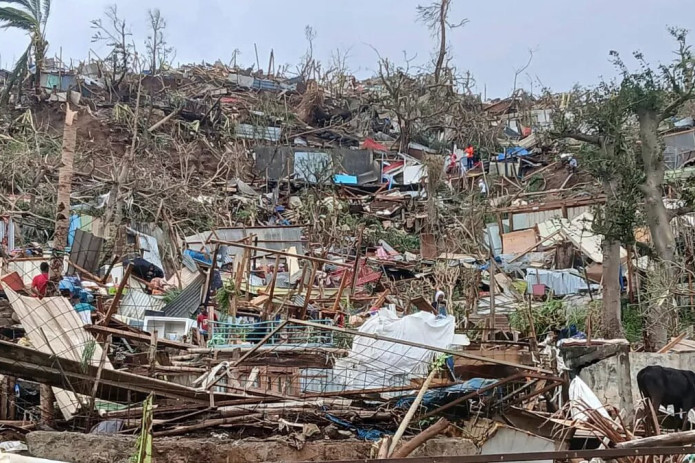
(333, 174), (358, 185)
(183, 249), (212, 266)
(395, 378), (499, 410)
(67, 215), (81, 248)
(497, 147), (530, 161)
(325, 414), (390, 441)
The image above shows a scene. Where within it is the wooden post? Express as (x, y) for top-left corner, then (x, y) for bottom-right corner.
(350, 227), (365, 294)
(0, 376), (7, 420)
(149, 330), (158, 377)
(330, 271), (350, 313)
(7, 377), (15, 420)
(299, 263), (318, 320)
(40, 384), (55, 425)
(232, 246), (251, 320)
(527, 295), (537, 352)
(87, 335), (111, 430)
(489, 257), (496, 341)
(99, 264), (133, 340)
(388, 368), (438, 457)
(263, 255), (281, 320)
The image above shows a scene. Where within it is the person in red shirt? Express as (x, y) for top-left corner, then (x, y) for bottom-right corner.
(31, 262), (50, 298)
(465, 144), (475, 169)
(196, 307), (218, 341)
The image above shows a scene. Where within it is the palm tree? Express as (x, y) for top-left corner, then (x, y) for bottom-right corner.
(0, 0), (51, 104)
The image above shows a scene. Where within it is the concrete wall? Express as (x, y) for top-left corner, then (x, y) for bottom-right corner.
(27, 432), (477, 463)
(580, 352), (695, 412)
(254, 146), (377, 182)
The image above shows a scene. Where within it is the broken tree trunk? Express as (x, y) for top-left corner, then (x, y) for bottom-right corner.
(615, 430), (695, 449)
(392, 418), (450, 458)
(50, 103), (78, 289)
(601, 239), (622, 338)
(388, 367), (438, 457)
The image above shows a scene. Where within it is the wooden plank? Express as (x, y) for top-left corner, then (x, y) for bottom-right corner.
(85, 325), (191, 350)
(299, 263), (318, 319)
(0, 340), (240, 403)
(502, 228), (538, 255)
(100, 264), (133, 329)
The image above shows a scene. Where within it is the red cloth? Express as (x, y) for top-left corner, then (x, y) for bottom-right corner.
(465, 146), (474, 158)
(196, 313), (218, 331)
(31, 273), (49, 297)
(362, 138), (389, 152)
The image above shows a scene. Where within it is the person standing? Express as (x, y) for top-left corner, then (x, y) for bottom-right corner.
(478, 178), (488, 197)
(432, 290), (447, 316)
(31, 262), (50, 298)
(465, 144), (475, 170)
(197, 307), (218, 341)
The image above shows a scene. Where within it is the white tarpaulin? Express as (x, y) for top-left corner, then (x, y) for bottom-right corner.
(525, 268), (598, 296)
(569, 376), (610, 421)
(332, 309), (455, 394)
(5, 289), (113, 420)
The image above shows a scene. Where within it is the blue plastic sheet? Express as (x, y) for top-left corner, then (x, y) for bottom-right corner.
(497, 147), (530, 161)
(395, 378), (499, 410)
(325, 414), (390, 441)
(184, 249), (212, 266)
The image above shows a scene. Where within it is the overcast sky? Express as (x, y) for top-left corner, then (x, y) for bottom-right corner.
(1, 0), (693, 98)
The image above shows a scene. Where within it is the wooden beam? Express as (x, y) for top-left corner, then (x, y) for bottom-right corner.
(299, 263), (318, 320)
(0, 340), (239, 403)
(263, 255), (281, 319)
(350, 227), (365, 293)
(100, 264), (133, 329)
(86, 325), (191, 350)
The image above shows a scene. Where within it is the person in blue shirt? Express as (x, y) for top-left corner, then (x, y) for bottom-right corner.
(73, 291), (95, 325)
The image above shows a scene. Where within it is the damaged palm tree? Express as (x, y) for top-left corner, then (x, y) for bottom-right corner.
(50, 102), (78, 289)
(0, 0), (52, 103)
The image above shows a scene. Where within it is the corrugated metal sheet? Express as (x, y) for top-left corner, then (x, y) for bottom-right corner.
(185, 226), (304, 263)
(235, 123), (281, 141)
(119, 290), (167, 320)
(510, 206), (591, 231)
(162, 274), (204, 318)
(0, 217), (15, 251)
(68, 229), (105, 275)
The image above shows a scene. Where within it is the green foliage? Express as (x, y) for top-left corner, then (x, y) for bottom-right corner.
(131, 395), (153, 463)
(622, 303), (644, 343)
(214, 279), (236, 315)
(509, 299), (597, 338)
(161, 289), (181, 305)
(81, 339), (97, 373)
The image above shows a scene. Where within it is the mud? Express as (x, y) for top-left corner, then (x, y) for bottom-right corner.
(26, 431), (477, 463)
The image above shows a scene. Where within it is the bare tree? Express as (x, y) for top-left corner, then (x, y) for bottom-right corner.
(416, 0), (468, 84)
(145, 9), (174, 74)
(298, 25), (318, 79)
(91, 5), (134, 99)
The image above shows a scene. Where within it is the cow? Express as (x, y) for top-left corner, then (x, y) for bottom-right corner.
(636, 365), (695, 431)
